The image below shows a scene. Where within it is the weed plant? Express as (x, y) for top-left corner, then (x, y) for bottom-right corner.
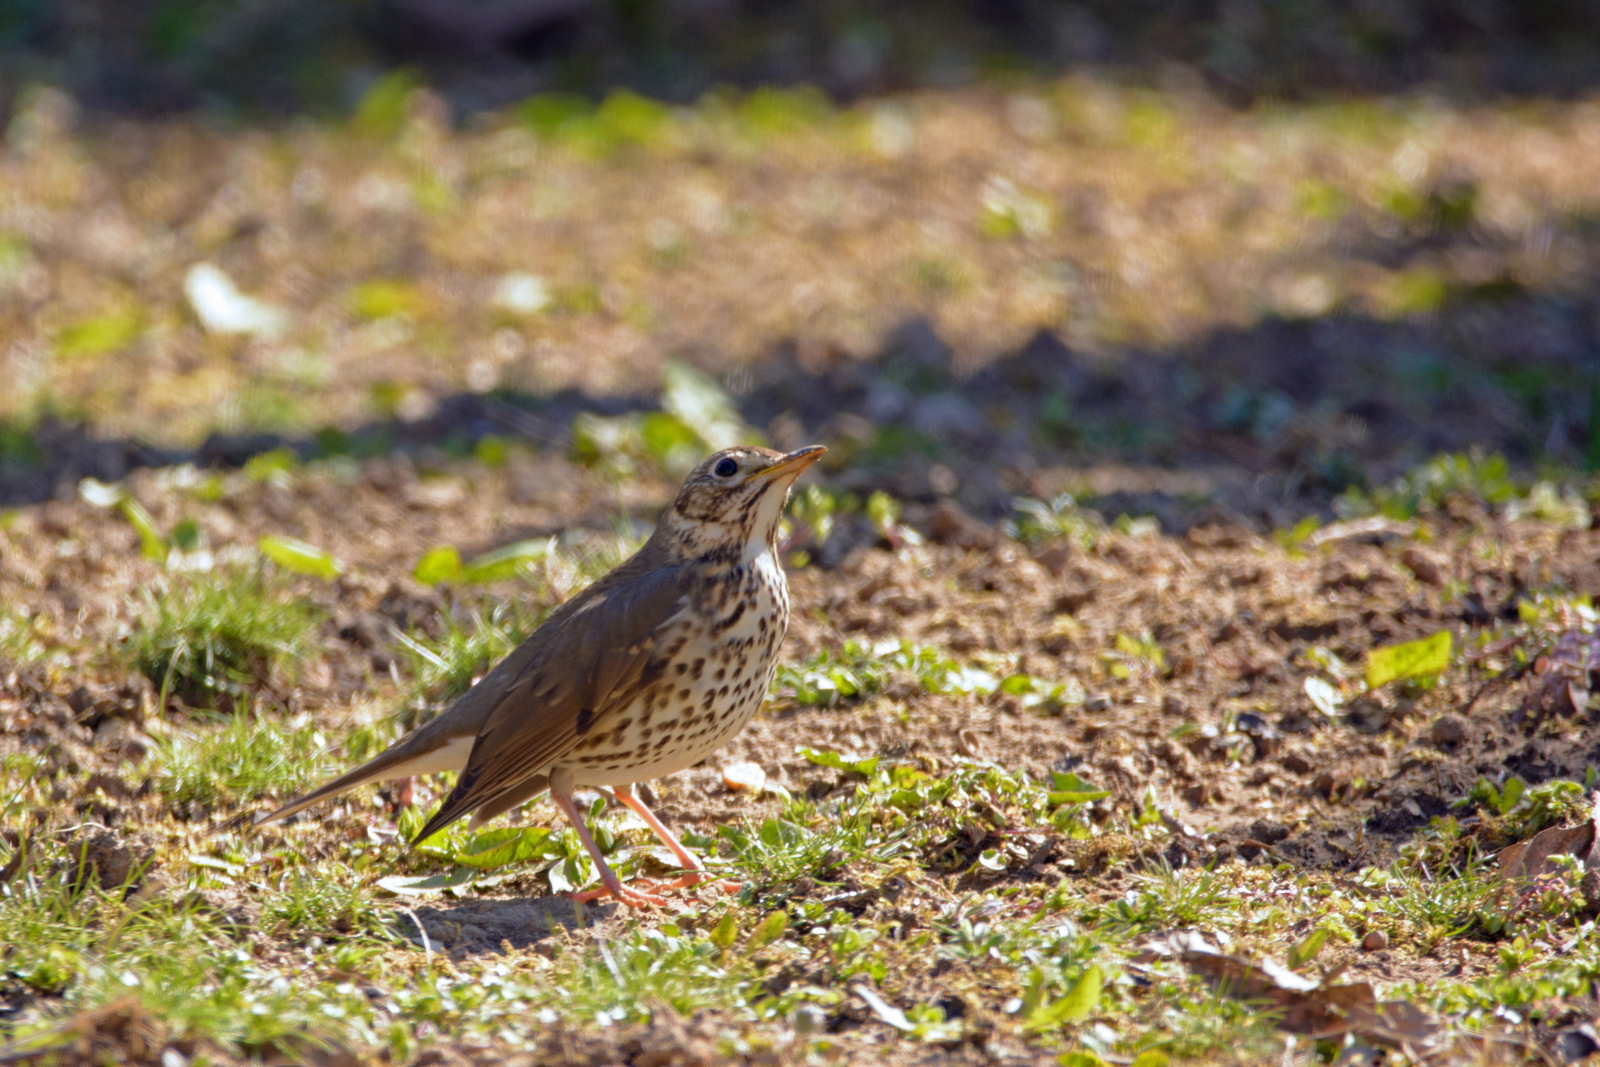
(130, 567), (322, 709)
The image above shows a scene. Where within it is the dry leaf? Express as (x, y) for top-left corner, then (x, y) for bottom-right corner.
(1497, 797), (1600, 889)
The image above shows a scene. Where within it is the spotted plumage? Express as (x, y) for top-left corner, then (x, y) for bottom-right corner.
(258, 444), (826, 907)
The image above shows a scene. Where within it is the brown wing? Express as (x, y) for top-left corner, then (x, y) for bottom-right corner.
(410, 560), (691, 844)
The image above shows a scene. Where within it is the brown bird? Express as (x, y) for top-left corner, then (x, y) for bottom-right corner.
(260, 444), (826, 906)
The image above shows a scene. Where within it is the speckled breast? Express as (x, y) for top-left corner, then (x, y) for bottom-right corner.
(564, 546), (790, 786)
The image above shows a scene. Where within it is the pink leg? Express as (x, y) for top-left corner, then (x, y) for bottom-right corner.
(613, 786), (740, 894)
(551, 789), (664, 908)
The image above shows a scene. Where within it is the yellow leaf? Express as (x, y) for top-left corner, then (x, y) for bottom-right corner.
(1366, 631), (1452, 688)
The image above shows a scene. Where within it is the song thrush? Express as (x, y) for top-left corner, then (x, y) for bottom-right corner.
(260, 444), (826, 906)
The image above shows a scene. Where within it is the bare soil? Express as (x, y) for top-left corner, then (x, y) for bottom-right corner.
(3, 453), (1598, 1051)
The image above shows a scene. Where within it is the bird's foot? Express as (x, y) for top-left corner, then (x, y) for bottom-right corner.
(569, 872), (739, 907)
(655, 871), (743, 896)
(570, 879), (669, 908)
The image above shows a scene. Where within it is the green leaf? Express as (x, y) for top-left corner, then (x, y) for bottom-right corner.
(259, 535), (344, 580)
(638, 411), (704, 470)
(747, 909), (789, 951)
(348, 279), (426, 320)
(866, 490), (900, 530)
(1049, 771), (1111, 805)
(1273, 515), (1321, 550)
(414, 545), (463, 585)
(242, 447), (299, 484)
(377, 867), (479, 896)
(1058, 1055), (1107, 1067)
(169, 519), (203, 553)
(454, 826), (555, 869)
(1498, 776), (1526, 816)
(1130, 1052), (1170, 1067)
(1000, 673), (1034, 696)
(459, 538), (552, 583)
(1365, 630), (1452, 688)
(660, 360), (752, 451)
(352, 69), (422, 139)
(1287, 926), (1330, 969)
(119, 498), (167, 560)
(799, 747), (879, 776)
(548, 855), (585, 895)
(56, 309), (142, 359)
(1026, 964), (1102, 1031)
(710, 911), (739, 950)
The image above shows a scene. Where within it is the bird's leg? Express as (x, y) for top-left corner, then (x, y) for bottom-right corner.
(613, 785), (740, 894)
(551, 789), (665, 908)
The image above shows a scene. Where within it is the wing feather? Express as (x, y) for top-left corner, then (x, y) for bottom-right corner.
(410, 561), (690, 843)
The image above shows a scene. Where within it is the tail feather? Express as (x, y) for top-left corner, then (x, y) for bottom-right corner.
(257, 733), (475, 825)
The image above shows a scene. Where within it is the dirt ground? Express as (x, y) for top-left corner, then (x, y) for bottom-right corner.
(2, 432), (1599, 1063)
(4, 69), (1600, 1066)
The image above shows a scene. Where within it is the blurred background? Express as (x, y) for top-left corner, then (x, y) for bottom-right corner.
(2, 0), (1600, 527)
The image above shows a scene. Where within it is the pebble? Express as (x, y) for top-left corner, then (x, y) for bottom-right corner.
(1362, 930), (1389, 952)
(721, 761), (767, 793)
(1428, 714), (1467, 747)
(1399, 546), (1446, 586)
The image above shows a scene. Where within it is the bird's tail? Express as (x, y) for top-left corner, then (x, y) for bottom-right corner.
(256, 733), (474, 825)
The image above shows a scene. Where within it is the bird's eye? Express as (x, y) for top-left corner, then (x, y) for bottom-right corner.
(714, 457), (739, 477)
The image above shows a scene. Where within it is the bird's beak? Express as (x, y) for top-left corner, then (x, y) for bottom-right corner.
(747, 444), (827, 485)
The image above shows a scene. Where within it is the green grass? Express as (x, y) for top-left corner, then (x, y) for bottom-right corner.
(1335, 450), (1591, 527)
(394, 599), (536, 707)
(398, 530), (646, 708)
(0, 847), (391, 1059)
(0, 607), (48, 668)
(258, 864), (392, 944)
(129, 567), (323, 709)
(1008, 493), (1110, 549)
(773, 639), (1000, 706)
(150, 711), (335, 810)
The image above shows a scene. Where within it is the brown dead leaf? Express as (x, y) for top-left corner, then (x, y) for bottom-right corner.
(1170, 930), (1446, 1046)
(1497, 796), (1600, 888)
(1343, 1000), (1447, 1050)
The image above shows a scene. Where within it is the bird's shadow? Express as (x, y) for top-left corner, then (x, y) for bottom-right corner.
(389, 892), (621, 957)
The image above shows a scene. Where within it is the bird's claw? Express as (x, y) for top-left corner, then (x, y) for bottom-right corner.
(571, 881), (669, 907)
(656, 872), (743, 895)
(569, 873), (740, 907)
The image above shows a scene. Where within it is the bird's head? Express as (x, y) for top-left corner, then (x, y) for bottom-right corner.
(660, 445), (827, 560)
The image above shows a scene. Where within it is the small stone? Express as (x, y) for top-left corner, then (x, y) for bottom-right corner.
(1362, 930), (1389, 952)
(1280, 750), (1314, 774)
(1345, 696), (1390, 734)
(1399, 546), (1446, 586)
(1084, 692), (1111, 713)
(1248, 819), (1291, 845)
(66, 828), (154, 890)
(923, 501), (995, 549)
(1234, 712), (1282, 759)
(94, 717), (151, 760)
(883, 670), (921, 702)
(722, 761), (767, 793)
(1034, 542), (1073, 577)
(1581, 870), (1600, 911)
(1052, 589), (1095, 614)
(792, 1005), (828, 1035)
(1428, 714), (1467, 748)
